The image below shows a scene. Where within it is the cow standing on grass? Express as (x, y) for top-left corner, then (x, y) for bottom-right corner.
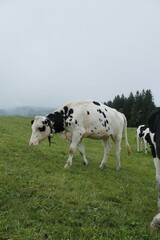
(29, 100), (131, 170)
(136, 124), (151, 153)
(148, 107), (160, 229)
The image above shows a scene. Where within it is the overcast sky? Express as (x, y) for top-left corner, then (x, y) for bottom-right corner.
(0, 0), (160, 109)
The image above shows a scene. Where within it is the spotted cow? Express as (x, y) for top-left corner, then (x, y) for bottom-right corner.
(29, 100), (131, 169)
(136, 124), (151, 153)
(147, 107), (160, 229)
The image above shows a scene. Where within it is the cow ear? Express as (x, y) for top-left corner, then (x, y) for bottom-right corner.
(31, 120), (34, 125)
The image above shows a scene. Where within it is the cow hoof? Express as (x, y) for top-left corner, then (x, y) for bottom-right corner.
(150, 221), (159, 231)
(150, 222), (157, 231)
(83, 161), (88, 167)
(150, 213), (160, 230)
(64, 163), (71, 169)
(100, 163), (106, 170)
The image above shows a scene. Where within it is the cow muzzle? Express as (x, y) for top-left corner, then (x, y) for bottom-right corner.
(29, 140), (39, 146)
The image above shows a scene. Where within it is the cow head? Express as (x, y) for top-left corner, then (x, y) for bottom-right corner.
(29, 116), (52, 146)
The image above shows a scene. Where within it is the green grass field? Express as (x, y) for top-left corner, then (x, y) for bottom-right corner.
(0, 117), (160, 239)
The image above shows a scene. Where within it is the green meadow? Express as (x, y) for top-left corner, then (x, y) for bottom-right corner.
(0, 117), (160, 239)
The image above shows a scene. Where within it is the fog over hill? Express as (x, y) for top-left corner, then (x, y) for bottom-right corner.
(0, 106), (55, 117)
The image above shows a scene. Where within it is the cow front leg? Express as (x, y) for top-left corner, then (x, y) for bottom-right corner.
(144, 141), (148, 154)
(100, 139), (110, 169)
(64, 131), (83, 169)
(150, 158), (160, 229)
(77, 141), (88, 166)
(64, 147), (75, 169)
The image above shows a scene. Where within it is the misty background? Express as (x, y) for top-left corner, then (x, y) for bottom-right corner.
(0, 0), (160, 113)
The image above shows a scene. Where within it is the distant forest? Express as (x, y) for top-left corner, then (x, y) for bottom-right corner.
(104, 89), (156, 127)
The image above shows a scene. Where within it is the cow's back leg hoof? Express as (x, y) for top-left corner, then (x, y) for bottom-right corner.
(100, 162), (106, 169)
(83, 161), (88, 167)
(150, 213), (160, 231)
(64, 162), (72, 169)
(116, 166), (120, 171)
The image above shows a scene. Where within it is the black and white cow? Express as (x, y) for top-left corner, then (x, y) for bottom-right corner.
(29, 100), (131, 170)
(136, 124), (150, 153)
(148, 107), (160, 229)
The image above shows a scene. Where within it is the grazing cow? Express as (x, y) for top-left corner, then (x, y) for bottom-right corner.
(29, 100), (131, 169)
(148, 107), (160, 229)
(136, 124), (150, 153)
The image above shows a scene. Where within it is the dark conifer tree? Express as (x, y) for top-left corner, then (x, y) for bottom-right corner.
(104, 89), (156, 127)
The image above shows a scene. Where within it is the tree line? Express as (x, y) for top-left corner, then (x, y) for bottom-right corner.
(104, 89), (156, 127)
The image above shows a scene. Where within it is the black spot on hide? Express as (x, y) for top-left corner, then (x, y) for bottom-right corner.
(64, 106), (68, 115)
(145, 133), (151, 145)
(102, 112), (106, 118)
(148, 107), (160, 133)
(62, 107), (74, 120)
(69, 108), (74, 115)
(139, 125), (147, 138)
(97, 109), (106, 118)
(47, 106), (74, 132)
(93, 101), (101, 106)
(148, 107), (160, 158)
(47, 112), (64, 133)
(102, 120), (108, 128)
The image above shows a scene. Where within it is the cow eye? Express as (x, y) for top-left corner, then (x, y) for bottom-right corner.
(42, 120), (48, 125)
(38, 126), (46, 132)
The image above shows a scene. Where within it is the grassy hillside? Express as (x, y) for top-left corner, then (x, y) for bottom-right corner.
(0, 117), (160, 239)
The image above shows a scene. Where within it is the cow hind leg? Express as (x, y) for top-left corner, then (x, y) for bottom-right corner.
(137, 137), (140, 152)
(140, 139), (143, 152)
(64, 146), (75, 169)
(114, 137), (121, 170)
(77, 141), (88, 166)
(150, 158), (160, 229)
(100, 139), (111, 169)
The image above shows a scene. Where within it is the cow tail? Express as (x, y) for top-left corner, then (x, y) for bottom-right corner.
(123, 115), (131, 155)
